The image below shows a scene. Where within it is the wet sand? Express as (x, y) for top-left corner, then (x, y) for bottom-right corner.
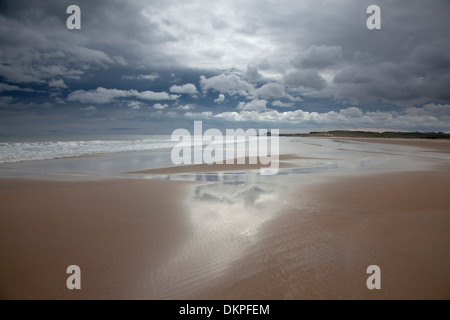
(335, 137), (450, 154)
(0, 179), (193, 299)
(125, 154), (306, 175)
(1, 139), (449, 299)
(200, 168), (450, 299)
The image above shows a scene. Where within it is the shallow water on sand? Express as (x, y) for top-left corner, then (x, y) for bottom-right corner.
(1, 137), (447, 179)
(124, 138), (450, 298)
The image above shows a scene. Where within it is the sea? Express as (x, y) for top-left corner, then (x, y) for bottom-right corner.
(0, 134), (176, 163)
(0, 133), (446, 180)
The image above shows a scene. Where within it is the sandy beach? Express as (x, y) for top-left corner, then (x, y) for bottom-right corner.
(336, 137), (450, 154)
(200, 168), (450, 299)
(0, 179), (193, 299)
(0, 138), (449, 299)
(2, 0), (450, 304)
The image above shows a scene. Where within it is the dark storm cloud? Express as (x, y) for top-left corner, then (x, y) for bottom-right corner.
(0, 0), (180, 85)
(284, 70), (327, 91)
(333, 38), (450, 103)
(292, 45), (343, 69)
(1, 0), (450, 133)
(245, 65), (263, 82)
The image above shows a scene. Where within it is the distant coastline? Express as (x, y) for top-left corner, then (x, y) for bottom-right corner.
(280, 130), (450, 139)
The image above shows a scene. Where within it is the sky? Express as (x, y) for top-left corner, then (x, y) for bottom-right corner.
(1, 0), (450, 134)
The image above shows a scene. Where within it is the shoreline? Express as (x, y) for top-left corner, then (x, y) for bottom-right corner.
(312, 136), (450, 154)
(124, 154), (310, 175)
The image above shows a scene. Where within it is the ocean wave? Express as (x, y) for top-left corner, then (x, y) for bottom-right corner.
(0, 138), (177, 163)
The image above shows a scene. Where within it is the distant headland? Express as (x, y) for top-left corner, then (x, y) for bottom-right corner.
(280, 130), (450, 139)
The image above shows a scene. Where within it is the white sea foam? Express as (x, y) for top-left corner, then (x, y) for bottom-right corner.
(0, 135), (177, 163)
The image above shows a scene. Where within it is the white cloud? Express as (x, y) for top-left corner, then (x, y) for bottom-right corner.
(80, 105), (97, 116)
(127, 101), (142, 110)
(200, 74), (303, 102)
(237, 99), (268, 111)
(170, 83), (198, 94)
(153, 103), (169, 110)
(123, 73), (160, 81)
(0, 39), (106, 84)
(214, 94), (225, 103)
(147, 110), (164, 119)
(80, 105), (96, 112)
(423, 103), (450, 117)
(166, 111), (178, 119)
(0, 64), (44, 83)
(211, 105), (450, 131)
(339, 106), (363, 119)
(272, 100), (294, 108)
(255, 83), (301, 101)
(200, 74), (254, 97)
(0, 83), (34, 92)
(214, 111), (246, 122)
(61, 44), (113, 64)
(67, 87), (130, 104)
(50, 92), (66, 104)
(139, 91), (179, 101)
(48, 79), (67, 89)
(185, 111), (213, 120)
(67, 87), (179, 104)
(113, 55), (128, 66)
(177, 104), (195, 110)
